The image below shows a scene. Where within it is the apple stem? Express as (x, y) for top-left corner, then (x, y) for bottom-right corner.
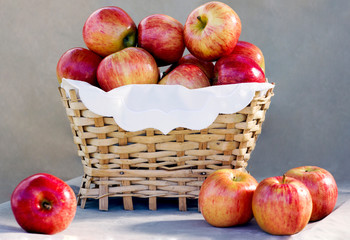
(282, 174), (286, 184)
(197, 16), (205, 26)
(42, 201), (52, 211)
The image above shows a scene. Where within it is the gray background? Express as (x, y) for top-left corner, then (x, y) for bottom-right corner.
(0, 0), (349, 204)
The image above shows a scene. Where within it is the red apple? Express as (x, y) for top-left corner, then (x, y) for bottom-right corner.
(198, 169), (258, 227)
(158, 64), (210, 89)
(213, 54), (266, 85)
(138, 14), (185, 66)
(83, 6), (137, 57)
(184, 1), (241, 61)
(11, 173), (77, 234)
(56, 47), (102, 85)
(164, 54), (215, 81)
(231, 41), (265, 72)
(285, 166), (338, 221)
(97, 47), (159, 91)
(252, 175), (312, 235)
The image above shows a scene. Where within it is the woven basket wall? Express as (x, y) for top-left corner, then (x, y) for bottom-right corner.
(59, 86), (274, 211)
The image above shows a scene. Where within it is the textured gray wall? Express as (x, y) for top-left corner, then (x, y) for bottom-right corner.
(0, 0), (349, 203)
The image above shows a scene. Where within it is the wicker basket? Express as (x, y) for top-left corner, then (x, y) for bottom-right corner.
(58, 85), (274, 211)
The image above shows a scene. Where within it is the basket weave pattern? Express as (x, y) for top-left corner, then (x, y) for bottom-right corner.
(59, 86), (274, 211)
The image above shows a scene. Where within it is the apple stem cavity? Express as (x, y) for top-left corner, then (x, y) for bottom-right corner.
(196, 16), (207, 29)
(42, 200), (52, 211)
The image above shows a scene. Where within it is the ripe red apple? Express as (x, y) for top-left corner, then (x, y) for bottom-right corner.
(56, 47), (102, 85)
(138, 14), (185, 66)
(97, 47), (159, 91)
(213, 54), (266, 85)
(158, 64), (210, 89)
(184, 1), (241, 61)
(164, 54), (215, 81)
(11, 173), (77, 234)
(198, 169), (258, 227)
(285, 166), (338, 221)
(252, 175), (312, 235)
(83, 6), (137, 57)
(231, 41), (265, 72)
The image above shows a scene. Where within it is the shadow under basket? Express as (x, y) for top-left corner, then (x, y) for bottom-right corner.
(58, 85), (274, 211)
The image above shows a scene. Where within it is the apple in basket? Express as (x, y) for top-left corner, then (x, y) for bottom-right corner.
(231, 41), (265, 72)
(97, 47), (159, 91)
(56, 47), (102, 86)
(158, 64), (210, 89)
(138, 14), (185, 66)
(199, 169), (258, 227)
(11, 173), (77, 234)
(184, 1), (241, 61)
(83, 6), (137, 57)
(252, 175), (312, 235)
(285, 166), (338, 221)
(164, 54), (215, 81)
(213, 54), (266, 85)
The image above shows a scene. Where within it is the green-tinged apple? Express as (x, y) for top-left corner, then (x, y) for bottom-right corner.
(56, 47), (102, 85)
(231, 41), (265, 72)
(199, 169), (258, 227)
(83, 6), (137, 57)
(252, 175), (312, 235)
(11, 173), (77, 234)
(285, 166), (338, 221)
(97, 47), (159, 91)
(158, 64), (210, 89)
(184, 1), (241, 61)
(138, 14), (185, 66)
(213, 54), (265, 85)
(164, 54), (215, 81)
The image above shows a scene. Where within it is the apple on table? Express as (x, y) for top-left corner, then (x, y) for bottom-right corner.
(138, 14), (185, 66)
(252, 175), (312, 235)
(198, 169), (258, 227)
(11, 173), (77, 234)
(83, 6), (137, 57)
(184, 1), (241, 61)
(285, 166), (338, 221)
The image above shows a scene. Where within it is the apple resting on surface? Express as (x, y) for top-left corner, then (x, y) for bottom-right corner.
(56, 47), (102, 85)
(138, 14), (185, 66)
(158, 64), (210, 89)
(83, 6), (137, 57)
(213, 54), (266, 85)
(231, 41), (265, 72)
(198, 169), (258, 227)
(11, 173), (77, 235)
(184, 1), (241, 61)
(164, 54), (215, 81)
(252, 175), (312, 235)
(285, 166), (338, 221)
(97, 47), (159, 91)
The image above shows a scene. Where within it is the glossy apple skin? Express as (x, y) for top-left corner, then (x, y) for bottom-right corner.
(83, 6), (137, 57)
(184, 1), (241, 61)
(11, 173), (77, 234)
(213, 54), (265, 85)
(231, 41), (265, 72)
(252, 176), (312, 235)
(158, 64), (210, 89)
(164, 54), (215, 81)
(199, 169), (258, 227)
(56, 47), (102, 85)
(285, 166), (338, 221)
(138, 14), (185, 66)
(97, 47), (159, 91)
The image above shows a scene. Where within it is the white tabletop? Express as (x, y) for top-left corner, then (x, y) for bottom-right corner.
(1, 176), (349, 240)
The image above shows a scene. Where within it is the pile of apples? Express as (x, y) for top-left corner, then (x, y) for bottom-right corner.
(199, 166), (338, 235)
(56, 1), (266, 91)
